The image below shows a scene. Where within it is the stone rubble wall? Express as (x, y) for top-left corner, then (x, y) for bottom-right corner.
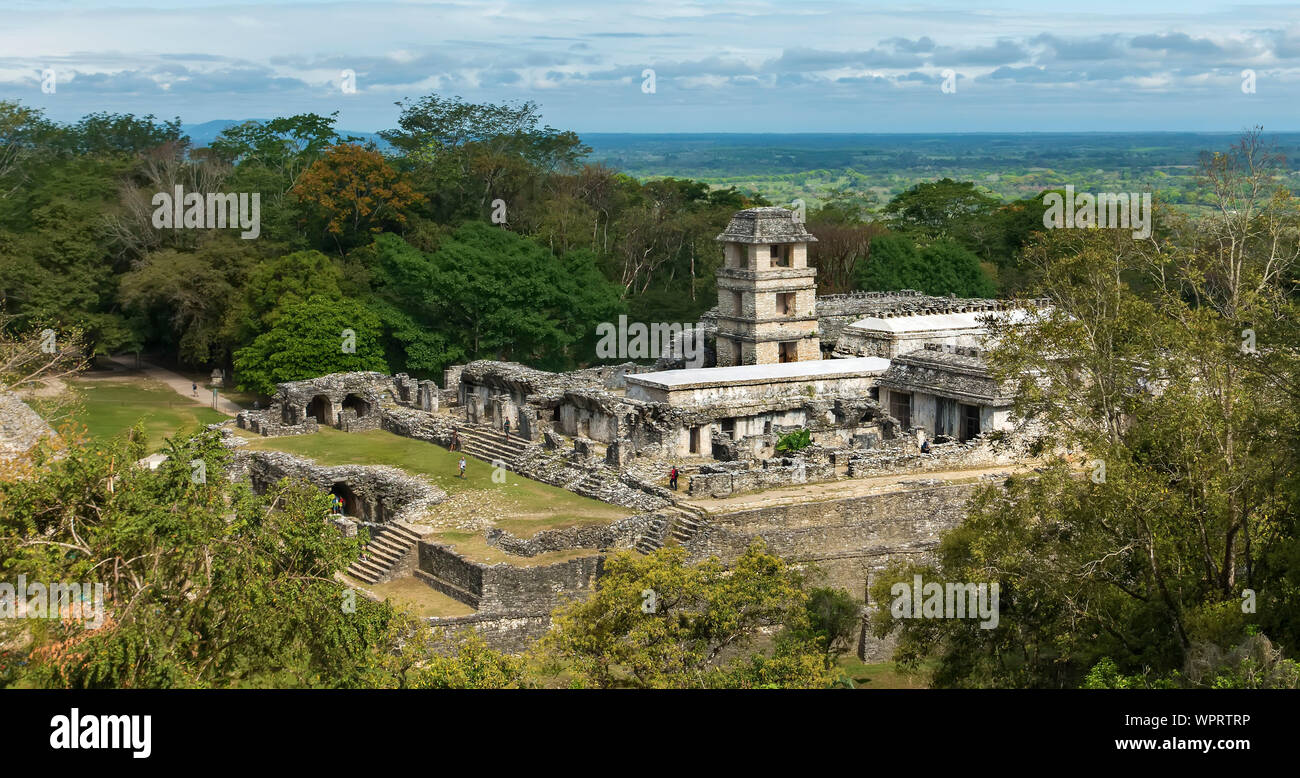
(484, 513), (654, 557)
(687, 451), (840, 498)
(227, 448), (447, 527)
(426, 613), (553, 655)
(679, 479), (998, 661)
(0, 391), (56, 461)
(847, 433), (1024, 477)
(417, 540), (604, 616)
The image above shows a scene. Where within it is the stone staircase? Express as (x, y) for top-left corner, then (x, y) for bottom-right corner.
(634, 515), (671, 554)
(453, 425), (531, 469)
(668, 503), (708, 545)
(347, 522), (423, 584)
(635, 503), (709, 555)
(568, 465), (626, 501)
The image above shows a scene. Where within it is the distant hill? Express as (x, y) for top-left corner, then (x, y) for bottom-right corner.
(181, 119), (388, 150)
(579, 131), (1300, 209)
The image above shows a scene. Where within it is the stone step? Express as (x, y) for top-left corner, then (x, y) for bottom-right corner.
(362, 542), (403, 565)
(457, 438), (525, 464)
(465, 443), (522, 462)
(466, 427), (528, 444)
(365, 549), (406, 567)
(385, 523), (423, 543)
(346, 523), (422, 583)
(347, 558), (385, 583)
(459, 427), (530, 449)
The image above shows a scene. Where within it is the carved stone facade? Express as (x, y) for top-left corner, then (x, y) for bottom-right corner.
(876, 344), (1016, 443)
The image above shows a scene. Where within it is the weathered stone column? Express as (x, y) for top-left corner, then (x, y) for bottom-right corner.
(606, 439), (634, 467)
(517, 407), (540, 441)
(443, 365), (465, 391)
(417, 380), (439, 413)
(494, 394), (518, 432)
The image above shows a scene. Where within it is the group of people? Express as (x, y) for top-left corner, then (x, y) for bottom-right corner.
(330, 493), (345, 515)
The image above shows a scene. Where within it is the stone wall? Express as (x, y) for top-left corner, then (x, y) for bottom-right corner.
(228, 448), (447, 527)
(687, 454), (839, 498)
(846, 434), (1024, 477)
(416, 540), (604, 616)
(681, 479), (992, 659)
(485, 513), (652, 557)
(426, 613), (553, 655)
(417, 542), (484, 606)
(0, 391), (55, 462)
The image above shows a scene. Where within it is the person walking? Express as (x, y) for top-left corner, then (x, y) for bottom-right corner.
(669, 465), (679, 491)
(504, 418), (511, 441)
(191, 382), (198, 397)
(458, 456), (467, 479)
(450, 428), (459, 451)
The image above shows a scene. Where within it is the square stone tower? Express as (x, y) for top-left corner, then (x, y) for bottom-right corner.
(714, 207), (820, 366)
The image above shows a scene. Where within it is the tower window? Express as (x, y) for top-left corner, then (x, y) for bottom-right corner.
(770, 244), (790, 267)
(733, 291), (744, 315)
(777, 292), (796, 316)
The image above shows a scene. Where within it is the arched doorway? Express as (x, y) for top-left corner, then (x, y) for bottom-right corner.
(342, 393), (371, 418)
(309, 395), (332, 425)
(330, 482), (367, 520)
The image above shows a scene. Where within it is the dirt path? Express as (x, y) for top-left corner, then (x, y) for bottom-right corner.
(683, 464), (1032, 514)
(104, 355), (244, 416)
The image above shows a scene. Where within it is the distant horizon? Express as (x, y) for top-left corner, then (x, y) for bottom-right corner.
(6, 1), (1299, 133)
(177, 120), (1300, 139)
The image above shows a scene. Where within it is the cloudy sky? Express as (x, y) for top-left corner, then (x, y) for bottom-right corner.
(2, 0), (1298, 133)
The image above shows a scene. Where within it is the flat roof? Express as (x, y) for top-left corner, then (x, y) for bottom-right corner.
(626, 357), (890, 390)
(845, 308), (1029, 334)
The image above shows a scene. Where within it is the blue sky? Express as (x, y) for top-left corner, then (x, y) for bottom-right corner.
(2, 0), (1299, 133)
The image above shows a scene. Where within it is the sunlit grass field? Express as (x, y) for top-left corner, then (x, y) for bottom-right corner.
(234, 427), (628, 538)
(37, 378), (227, 453)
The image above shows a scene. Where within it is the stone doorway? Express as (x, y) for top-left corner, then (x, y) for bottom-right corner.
(309, 395), (332, 425)
(330, 482), (361, 518)
(342, 393), (372, 418)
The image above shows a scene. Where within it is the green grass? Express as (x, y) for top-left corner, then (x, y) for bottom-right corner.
(348, 575), (476, 618)
(237, 427), (628, 534)
(836, 656), (933, 689)
(41, 378), (227, 453)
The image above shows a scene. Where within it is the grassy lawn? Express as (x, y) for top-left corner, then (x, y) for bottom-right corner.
(38, 378), (227, 453)
(836, 656), (933, 689)
(347, 575), (476, 618)
(171, 367), (261, 408)
(236, 427), (629, 535)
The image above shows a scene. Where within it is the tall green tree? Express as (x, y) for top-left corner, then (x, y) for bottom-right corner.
(234, 295), (388, 394)
(422, 222), (624, 369)
(870, 132), (1300, 687)
(1, 429), (397, 688)
(856, 234), (995, 297)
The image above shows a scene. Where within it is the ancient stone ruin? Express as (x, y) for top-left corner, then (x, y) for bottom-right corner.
(208, 207), (1041, 658)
